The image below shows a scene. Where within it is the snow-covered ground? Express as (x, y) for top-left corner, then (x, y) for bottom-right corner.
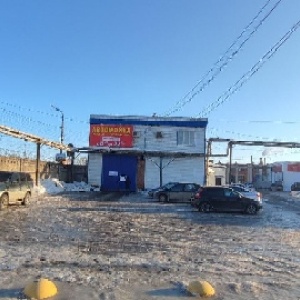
(0, 189), (300, 299)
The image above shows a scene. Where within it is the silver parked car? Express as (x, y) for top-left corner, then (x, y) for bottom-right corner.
(155, 182), (201, 202)
(0, 171), (33, 210)
(148, 182), (179, 199)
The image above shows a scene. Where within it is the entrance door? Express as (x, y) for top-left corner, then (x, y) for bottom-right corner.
(101, 154), (137, 192)
(215, 177), (222, 186)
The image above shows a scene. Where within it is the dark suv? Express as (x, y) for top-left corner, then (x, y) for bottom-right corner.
(0, 171), (33, 210)
(191, 186), (263, 214)
(270, 181), (283, 191)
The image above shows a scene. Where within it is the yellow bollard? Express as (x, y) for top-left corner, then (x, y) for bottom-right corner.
(24, 278), (58, 300)
(187, 280), (215, 297)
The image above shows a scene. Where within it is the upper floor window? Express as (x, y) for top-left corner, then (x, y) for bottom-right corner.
(177, 130), (195, 146)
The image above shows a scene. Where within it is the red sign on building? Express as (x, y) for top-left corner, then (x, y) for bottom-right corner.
(89, 124), (133, 148)
(287, 163), (300, 172)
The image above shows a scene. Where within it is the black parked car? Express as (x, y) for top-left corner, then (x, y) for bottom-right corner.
(155, 182), (201, 202)
(191, 186), (262, 215)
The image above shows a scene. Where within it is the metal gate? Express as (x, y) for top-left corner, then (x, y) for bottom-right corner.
(101, 154), (137, 192)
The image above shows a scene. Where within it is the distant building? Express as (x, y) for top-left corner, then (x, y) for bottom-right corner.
(208, 160), (300, 191)
(207, 160), (226, 186)
(208, 160), (272, 188)
(271, 161), (300, 191)
(86, 115), (208, 192)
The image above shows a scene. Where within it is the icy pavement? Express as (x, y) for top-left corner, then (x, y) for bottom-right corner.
(0, 191), (300, 299)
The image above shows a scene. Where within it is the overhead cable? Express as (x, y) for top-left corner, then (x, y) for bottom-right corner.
(1, 108), (88, 142)
(0, 100), (89, 124)
(210, 119), (300, 124)
(198, 19), (300, 117)
(163, 0), (282, 116)
(207, 126), (282, 141)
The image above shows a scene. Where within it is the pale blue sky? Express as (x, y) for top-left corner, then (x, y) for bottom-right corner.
(0, 0), (300, 163)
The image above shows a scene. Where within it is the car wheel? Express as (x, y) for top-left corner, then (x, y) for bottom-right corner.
(22, 192), (31, 206)
(159, 194), (168, 202)
(199, 202), (211, 213)
(245, 204), (257, 215)
(0, 194), (9, 211)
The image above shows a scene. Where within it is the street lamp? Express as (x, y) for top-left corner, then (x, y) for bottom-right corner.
(51, 105), (64, 153)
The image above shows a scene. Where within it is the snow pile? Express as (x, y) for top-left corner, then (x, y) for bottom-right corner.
(291, 191), (300, 198)
(37, 178), (97, 195)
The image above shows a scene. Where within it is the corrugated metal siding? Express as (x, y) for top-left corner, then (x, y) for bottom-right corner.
(88, 153), (102, 187)
(132, 125), (205, 154)
(145, 156), (205, 189)
(144, 157), (161, 188)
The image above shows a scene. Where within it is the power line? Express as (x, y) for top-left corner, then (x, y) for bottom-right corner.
(0, 100), (89, 124)
(1, 107), (58, 129)
(198, 19), (300, 117)
(211, 119), (300, 124)
(163, 0), (282, 116)
(207, 126), (292, 142)
(0, 107), (89, 142)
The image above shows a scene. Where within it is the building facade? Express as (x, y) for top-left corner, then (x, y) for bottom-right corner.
(207, 161), (272, 188)
(207, 160), (226, 186)
(87, 115), (208, 192)
(271, 161), (300, 191)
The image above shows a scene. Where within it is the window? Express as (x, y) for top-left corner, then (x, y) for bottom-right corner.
(232, 186), (242, 192)
(133, 131), (140, 137)
(11, 173), (19, 182)
(171, 184), (184, 192)
(238, 175), (245, 183)
(155, 131), (163, 138)
(177, 130), (195, 146)
(203, 188), (224, 197)
(20, 173), (29, 182)
(0, 172), (12, 182)
(20, 172), (32, 182)
(184, 184), (194, 191)
(224, 189), (232, 197)
(215, 178), (222, 186)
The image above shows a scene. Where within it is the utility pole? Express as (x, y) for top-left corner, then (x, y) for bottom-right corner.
(229, 141), (233, 184)
(51, 105), (64, 153)
(251, 155), (253, 183)
(159, 156), (163, 187)
(205, 139), (212, 186)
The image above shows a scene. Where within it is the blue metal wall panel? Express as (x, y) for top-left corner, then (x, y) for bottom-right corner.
(101, 154), (137, 192)
(90, 118), (208, 128)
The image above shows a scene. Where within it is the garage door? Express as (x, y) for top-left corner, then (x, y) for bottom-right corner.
(101, 154), (137, 192)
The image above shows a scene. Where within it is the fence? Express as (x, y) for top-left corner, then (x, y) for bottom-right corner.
(0, 156), (87, 184)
